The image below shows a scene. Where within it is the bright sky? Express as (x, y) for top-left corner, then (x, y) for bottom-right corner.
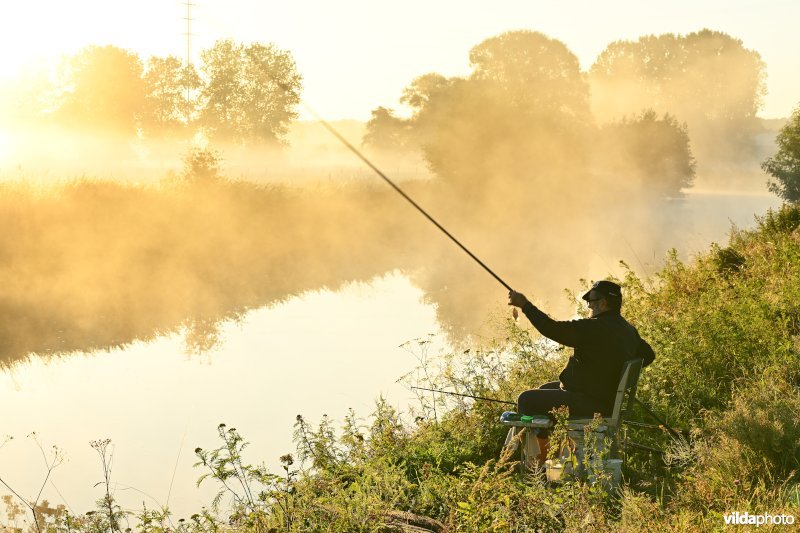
(1, 0), (798, 120)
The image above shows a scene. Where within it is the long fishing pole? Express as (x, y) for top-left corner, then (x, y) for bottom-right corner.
(295, 97), (513, 292)
(411, 385), (516, 406)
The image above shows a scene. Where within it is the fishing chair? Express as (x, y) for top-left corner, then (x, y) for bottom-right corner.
(502, 358), (643, 480)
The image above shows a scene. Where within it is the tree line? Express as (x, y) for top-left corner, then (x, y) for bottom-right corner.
(364, 29), (771, 199)
(3, 29), (798, 200)
(0, 40), (302, 144)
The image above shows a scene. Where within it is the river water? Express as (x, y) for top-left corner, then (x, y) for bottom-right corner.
(0, 189), (783, 526)
(0, 273), (446, 525)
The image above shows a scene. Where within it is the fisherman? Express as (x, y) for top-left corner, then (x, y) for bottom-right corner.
(507, 280), (654, 455)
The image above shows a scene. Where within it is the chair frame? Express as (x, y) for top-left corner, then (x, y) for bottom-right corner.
(502, 358), (644, 468)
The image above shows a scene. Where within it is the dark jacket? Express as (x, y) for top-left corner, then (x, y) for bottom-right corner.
(521, 302), (655, 413)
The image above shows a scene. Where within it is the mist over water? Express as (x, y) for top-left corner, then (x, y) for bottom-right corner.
(0, 120), (782, 368)
(0, 28), (786, 365)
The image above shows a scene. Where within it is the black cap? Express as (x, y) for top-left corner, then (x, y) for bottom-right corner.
(581, 280), (622, 301)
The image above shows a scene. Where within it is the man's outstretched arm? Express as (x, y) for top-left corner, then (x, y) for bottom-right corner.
(508, 290), (578, 347)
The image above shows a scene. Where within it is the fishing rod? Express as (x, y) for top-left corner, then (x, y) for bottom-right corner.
(290, 91), (513, 292)
(631, 398), (689, 440)
(411, 385), (516, 406)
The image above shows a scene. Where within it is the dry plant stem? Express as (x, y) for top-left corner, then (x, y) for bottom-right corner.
(91, 439), (121, 532)
(403, 337), (439, 421)
(165, 429), (186, 516)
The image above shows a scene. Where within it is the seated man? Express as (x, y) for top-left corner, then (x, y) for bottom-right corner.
(507, 280), (655, 461)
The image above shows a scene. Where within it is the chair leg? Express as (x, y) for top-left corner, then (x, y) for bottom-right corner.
(521, 430), (546, 473)
(536, 435), (549, 465)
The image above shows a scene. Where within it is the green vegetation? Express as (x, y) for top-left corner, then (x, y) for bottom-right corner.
(763, 104), (800, 202)
(3, 203), (799, 531)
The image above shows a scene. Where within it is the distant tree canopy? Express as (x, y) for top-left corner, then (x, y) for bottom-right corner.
(590, 30), (765, 123)
(362, 107), (411, 151)
(364, 28), (765, 200)
(468, 31), (590, 122)
(366, 31), (594, 201)
(8, 41), (301, 143)
(198, 40), (302, 144)
(590, 29), (766, 160)
(598, 110), (696, 197)
(142, 56), (202, 136)
(762, 105), (800, 202)
(57, 45), (146, 134)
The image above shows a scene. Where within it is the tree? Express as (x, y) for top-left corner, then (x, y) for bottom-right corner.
(589, 30), (766, 164)
(590, 30), (765, 123)
(141, 55), (202, 136)
(468, 30), (591, 120)
(400, 73), (451, 111)
(182, 146), (223, 184)
(762, 106), (800, 202)
(362, 107), (410, 151)
(198, 40), (302, 144)
(57, 45), (146, 134)
(598, 109), (696, 197)
(403, 31), (592, 197)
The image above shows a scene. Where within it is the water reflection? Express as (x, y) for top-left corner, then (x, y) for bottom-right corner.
(0, 273), (445, 521)
(0, 175), (783, 367)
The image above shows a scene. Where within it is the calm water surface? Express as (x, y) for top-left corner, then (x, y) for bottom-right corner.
(0, 273), (445, 522)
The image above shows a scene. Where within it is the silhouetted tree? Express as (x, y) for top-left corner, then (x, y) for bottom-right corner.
(362, 107), (410, 151)
(762, 106), (800, 202)
(403, 31), (592, 199)
(142, 56), (202, 136)
(599, 109), (696, 197)
(198, 40), (302, 144)
(590, 30), (766, 162)
(57, 45), (146, 134)
(400, 73), (452, 111)
(468, 31), (591, 121)
(591, 30), (765, 122)
(182, 146), (223, 184)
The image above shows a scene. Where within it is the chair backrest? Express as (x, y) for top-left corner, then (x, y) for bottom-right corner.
(607, 358), (643, 430)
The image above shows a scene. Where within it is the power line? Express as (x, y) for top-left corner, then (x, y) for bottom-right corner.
(182, 0), (196, 111)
